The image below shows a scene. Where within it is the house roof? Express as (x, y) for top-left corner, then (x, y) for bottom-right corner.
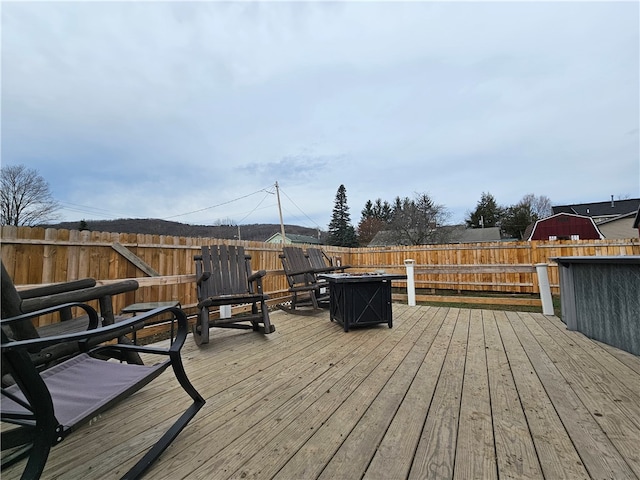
(552, 198), (640, 218)
(633, 205), (640, 229)
(523, 222), (535, 241)
(597, 209), (638, 225)
(265, 232), (322, 244)
(450, 226), (502, 243)
(368, 226), (501, 246)
(287, 233), (322, 244)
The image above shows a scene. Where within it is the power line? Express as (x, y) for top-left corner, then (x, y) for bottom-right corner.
(58, 183), (324, 230)
(58, 201), (131, 220)
(237, 191), (273, 224)
(57, 185), (276, 222)
(162, 185), (275, 220)
(279, 186), (323, 230)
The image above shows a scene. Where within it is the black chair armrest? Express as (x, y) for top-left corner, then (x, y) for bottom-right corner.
(2, 304), (189, 356)
(19, 280), (139, 314)
(247, 270), (267, 282)
(2, 304), (101, 367)
(2, 304), (137, 352)
(1, 303), (100, 332)
(18, 278), (97, 299)
(311, 266), (343, 274)
(197, 272), (211, 286)
(282, 266), (319, 276)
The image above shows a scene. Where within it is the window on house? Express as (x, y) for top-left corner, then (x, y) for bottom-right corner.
(571, 234), (580, 240)
(549, 235), (557, 240)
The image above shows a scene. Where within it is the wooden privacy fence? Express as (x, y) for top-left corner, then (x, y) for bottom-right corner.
(1, 225), (639, 328)
(347, 240), (640, 294)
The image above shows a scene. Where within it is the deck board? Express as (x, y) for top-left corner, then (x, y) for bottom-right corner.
(362, 306), (450, 480)
(454, 308), (495, 480)
(408, 308), (468, 480)
(497, 310), (590, 479)
(507, 311), (633, 479)
(3, 304), (640, 480)
(482, 310), (543, 480)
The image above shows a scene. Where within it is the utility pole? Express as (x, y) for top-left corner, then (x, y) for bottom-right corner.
(275, 181), (286, 244)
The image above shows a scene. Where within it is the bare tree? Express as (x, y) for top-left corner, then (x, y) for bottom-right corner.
(521, 193), (553, 219)
(388, 192), (450, 245)
(1, 165), (60, 226)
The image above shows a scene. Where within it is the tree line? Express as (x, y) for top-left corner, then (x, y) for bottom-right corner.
(325, 185), (553, 247)
(2, 165), (552, 245)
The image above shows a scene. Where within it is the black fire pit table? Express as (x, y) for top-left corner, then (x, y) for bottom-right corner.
(318, 273), (407, 332)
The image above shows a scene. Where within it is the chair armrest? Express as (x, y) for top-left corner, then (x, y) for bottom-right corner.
(19, 280), (139, 313)
(1, 303), (139, 352)
(283, 266), (320, 276)
(2, 304), (101, 367)
(197, 272), (211, 286)
(18, 278), (97, 299)
(91, 305), (190, 356)
(311, 266), (343, 274)
(1, 303), (100, 332)
(2, 304), (189, 355)
(247, 270), (266, 282)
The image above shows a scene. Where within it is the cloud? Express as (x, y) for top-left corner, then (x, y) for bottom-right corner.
(2, 1), (638, 230)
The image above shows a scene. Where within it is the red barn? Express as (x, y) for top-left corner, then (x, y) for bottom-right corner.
(527, 213), (604, 241)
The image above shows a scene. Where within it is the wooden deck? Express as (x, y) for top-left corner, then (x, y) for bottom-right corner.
(3, 304), (640, 479)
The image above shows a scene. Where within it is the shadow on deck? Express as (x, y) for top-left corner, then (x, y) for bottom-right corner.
(3, 304), (640, 479)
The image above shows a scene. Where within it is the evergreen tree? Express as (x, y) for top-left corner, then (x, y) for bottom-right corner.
(361, 200), (374, 219)
(327, 185), (358, 247)
(466, 192), (503, 228)
(356, 198), (392, 245)
(501, 194), (552, 239)
(501, 202), (536, 240)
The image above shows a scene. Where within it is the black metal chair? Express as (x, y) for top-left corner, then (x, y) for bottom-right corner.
(1, 260), (141, 369)
(1, 302), (205, 479)
(193, 245), (275, 346)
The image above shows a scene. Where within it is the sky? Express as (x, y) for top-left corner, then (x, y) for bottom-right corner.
(2, 1), (639, 232)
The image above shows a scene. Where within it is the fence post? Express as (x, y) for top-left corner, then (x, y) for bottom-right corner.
(535, 263), (554, 316)
(404, 259), (416, 306)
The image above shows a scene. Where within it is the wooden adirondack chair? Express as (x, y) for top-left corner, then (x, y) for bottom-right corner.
(306, 248), (351, 273)
(1, 261), (142, 370)
(193, 245), (275, 346)
(279, 246), (334, 312)
(1, 302), (205, 480)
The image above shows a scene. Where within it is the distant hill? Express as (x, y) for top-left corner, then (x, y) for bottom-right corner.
(44, 218), (326, 243)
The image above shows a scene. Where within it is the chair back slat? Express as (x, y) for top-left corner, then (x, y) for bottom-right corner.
(281, 247), (313, 286)
(199, 245), (250, 297)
